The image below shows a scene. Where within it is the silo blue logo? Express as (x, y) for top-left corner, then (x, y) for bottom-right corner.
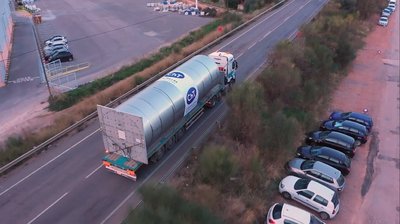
(165, 72), (185, 79)
(186, 87), (197, 105)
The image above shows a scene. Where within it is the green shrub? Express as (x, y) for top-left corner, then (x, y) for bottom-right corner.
(198, 144), (239, 189)
(124, 184), (223, 224)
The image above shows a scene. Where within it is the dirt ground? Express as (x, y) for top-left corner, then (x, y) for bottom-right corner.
(327, 8), (399, 224)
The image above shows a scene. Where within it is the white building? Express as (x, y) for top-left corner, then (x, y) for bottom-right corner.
(0, 0), (13, 87)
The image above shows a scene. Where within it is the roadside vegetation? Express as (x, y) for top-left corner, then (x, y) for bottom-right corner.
(125, 0), (387, 223)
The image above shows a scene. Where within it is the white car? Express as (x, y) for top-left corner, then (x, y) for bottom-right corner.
(45, 35), (68, 46)
(279, 175), (340, 220)
(378, 16), (389, 26)
(265, 203), (325, 224)
(388, 2), (396, 11)
(44, 41), (68, 52)
(382, 8), (392, 17)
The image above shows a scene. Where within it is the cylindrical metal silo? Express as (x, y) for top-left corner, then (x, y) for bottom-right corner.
(115, 55), (221, 147)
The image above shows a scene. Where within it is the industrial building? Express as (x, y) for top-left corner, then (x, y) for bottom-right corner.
(0, 0), (13, 87)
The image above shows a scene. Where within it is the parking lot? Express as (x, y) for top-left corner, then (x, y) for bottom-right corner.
(35, 0), (212, 86)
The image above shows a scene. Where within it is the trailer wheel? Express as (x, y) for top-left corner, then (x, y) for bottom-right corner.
(176, 128), (185, 141)
(166, 136), (176, 150)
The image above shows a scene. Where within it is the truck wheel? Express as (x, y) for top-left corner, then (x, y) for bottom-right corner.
(176, 128), (185, 141)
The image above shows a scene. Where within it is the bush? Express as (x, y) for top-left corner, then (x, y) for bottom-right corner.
(198, 144), (239, 189)
(260, 112), (301, 155)
(226, 82), (265, 144)
(125, 184), (223, 224)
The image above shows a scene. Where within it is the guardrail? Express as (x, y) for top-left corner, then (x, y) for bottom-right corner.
(0, 0), (286, 175)
(47, 62), (90, 80)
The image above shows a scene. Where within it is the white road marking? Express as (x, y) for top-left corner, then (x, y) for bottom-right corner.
(262, 31), (272, 39)
(0, 129), (99, 197)
(27, 192), (69, 224)
(247, 41), (257, 50)
(236, 52), (244, 59)
(100, 103), (226, 224)
(8, 76), (40, 84)
(85, 165), (103, 179)
(217, 0), (296, 51)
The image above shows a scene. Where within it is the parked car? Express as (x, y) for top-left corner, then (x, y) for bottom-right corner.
(44, 45), (68, 60)
(382, 8), (392, 16)
(328, 111), (373, 131)
(45, 35), (67, 45)
(264, 203), (325, 224)
(47, 50), (73, 63)
(320, 120), (369, 145)
(329, 111), (373, 131)
(297, 145), (352, 176)
(378, 16), (389, 26)
(279, 176), (340, 220)
(388, 2), (396, 11)
(305, 131), (356, 158)
(286, 158), (346, 192)
(44, 42), (68, 52)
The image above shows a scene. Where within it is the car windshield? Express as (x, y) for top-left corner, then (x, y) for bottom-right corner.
(337, 174), (345, 186)
(310, 147), (320, 156)
(319, 131), (329, 138)
(333, 121), (342, 127)
(342, 112), (351, 118)
(294, 178), (311, 190)
(272, 204), (282, 219)
(301, 160), (315, 170)
(310, 215), (325, 224)
(331, 192), (340, 207)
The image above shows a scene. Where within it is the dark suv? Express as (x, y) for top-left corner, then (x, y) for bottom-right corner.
(305, 131), (356, 158)
(329, 111), (373, 131)
(296, 145), (351, 175)
(320, 120), (369, 145)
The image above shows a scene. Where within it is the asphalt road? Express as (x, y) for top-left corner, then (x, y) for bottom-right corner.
(0, 0), (328, 223)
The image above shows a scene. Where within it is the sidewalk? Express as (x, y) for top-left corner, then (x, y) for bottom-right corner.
(0, 10), (51, 145)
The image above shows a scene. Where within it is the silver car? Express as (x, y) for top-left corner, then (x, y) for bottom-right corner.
(286, 158), (345, 192)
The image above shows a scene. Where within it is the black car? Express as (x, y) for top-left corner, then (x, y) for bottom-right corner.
(44, 46), (68, 60)
(305, 131), (356, 158)
(329, 111), (373, 131)
(47, 50), (73, 63)
(297, 145), (351, 175)
(320, 120), (369, 145)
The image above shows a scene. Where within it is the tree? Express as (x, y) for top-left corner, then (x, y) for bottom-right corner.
(226, 82), (265, 144)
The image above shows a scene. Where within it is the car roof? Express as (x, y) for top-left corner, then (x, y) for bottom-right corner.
(333, 120), (368, 133)
(318, 146), (346, 158)
(312, 161), (341, 178)
(307, 180), (335, 200)
(281, 203), (311, 222)
(327, 131), (355, 143)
